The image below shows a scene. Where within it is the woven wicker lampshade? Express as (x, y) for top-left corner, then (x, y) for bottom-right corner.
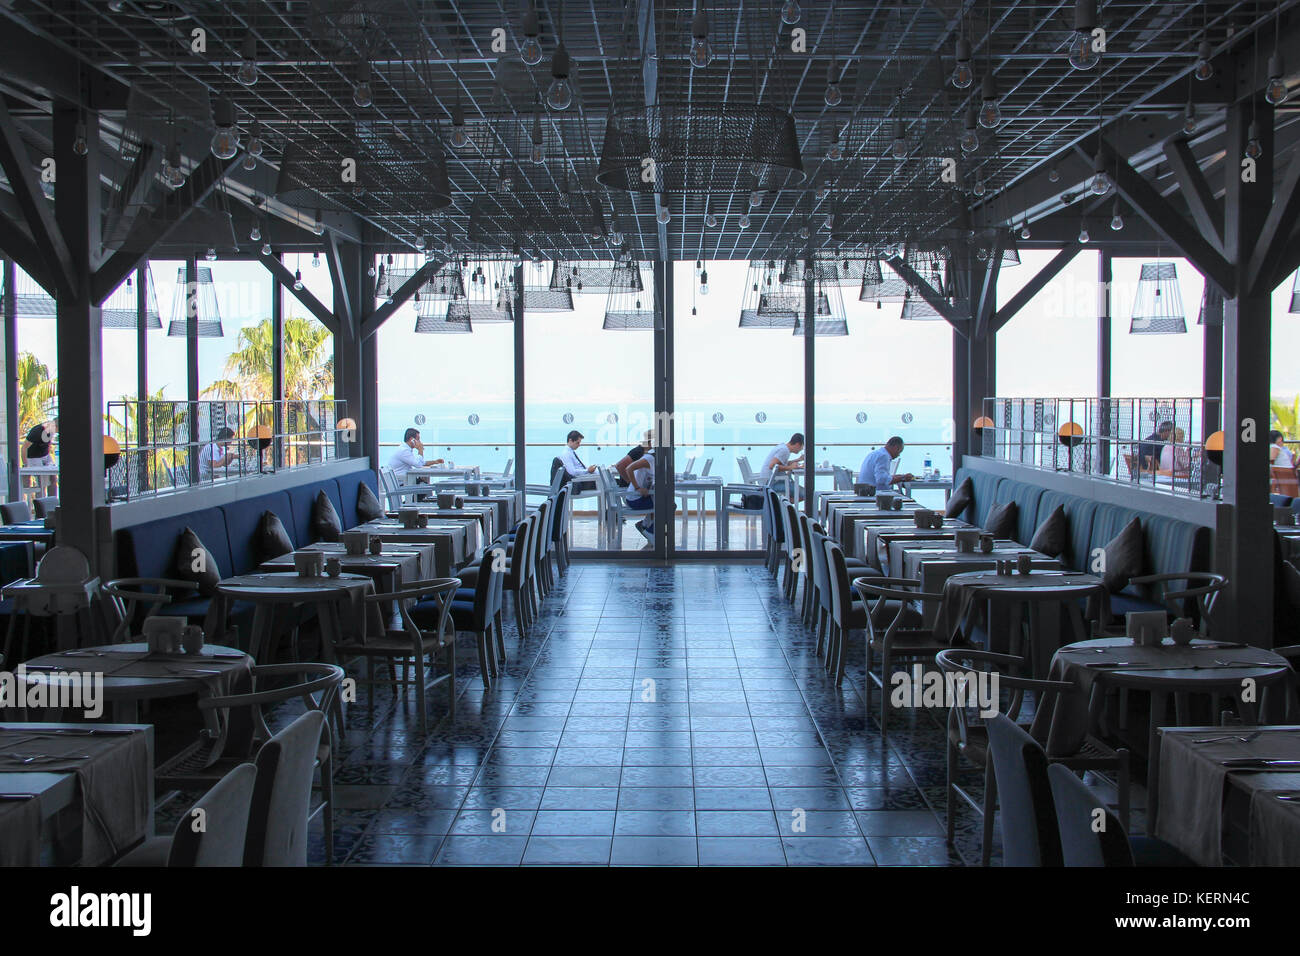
(900, 289), (945, 321)
(603, 282), (655, 330)
(859, 260), (909, 303)
(550, 260), (644, 294)
(1130, 261), (1186, 334)
(414, 296), (472, 333)
(102, 270), (163, 330)
(597, 103), (804, 194)
(1197, 284), (1224, 325)
(460, 259), (515, 323)
(791, 279), (847, 335)
(1290, 269), (1300, 314)
(739, 260), (795, 328)
(380, 259), (466, 302)
(167, 265), (224, 337)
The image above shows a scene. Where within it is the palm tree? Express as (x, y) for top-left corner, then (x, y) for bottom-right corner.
(1272, 395), (1300, 439)
(16, 351), (57, 435)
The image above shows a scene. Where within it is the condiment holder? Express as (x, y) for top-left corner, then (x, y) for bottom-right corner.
(979, 533), (995, 554)
(325, 556), (342, 578)
(143, 615), (185, 654)
(954, 529), (981, 553)
(1016, 553), (1034, 574)
(181, 624), (205, 655)
(913, 509), (934, 529)
(1126, 610), (1168, 647)
(399, 508), (420, 529)
(436, 492), (456, 509)
(875, 492), (895, 510)
(342, 531), (370, 556)
(1170, 617), (1196, 646)
(369, 537), (384, 555)
(293, 551), (324, 577)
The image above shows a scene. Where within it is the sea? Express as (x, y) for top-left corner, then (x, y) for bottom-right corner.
(378, 400), (955, 488)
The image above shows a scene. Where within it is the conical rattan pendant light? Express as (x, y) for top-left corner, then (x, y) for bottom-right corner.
(102, 269), (163, 329)
(1129, 261), (1186, 334)
(167, 265), (224, 337)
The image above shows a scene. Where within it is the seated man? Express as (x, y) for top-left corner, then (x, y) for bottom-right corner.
(388, 427), (445, 483)
(857, 436), (915, 494)
(557, 430), (597, 488)
(626, 447), (655, 543)
(757, 432), (805, 499)
(1137, 421), (1172, 473)
(614, 431), (653, 487)
(199, 427), (239, 481)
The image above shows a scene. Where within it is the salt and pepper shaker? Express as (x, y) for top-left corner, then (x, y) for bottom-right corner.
(325, 556), (342, 578)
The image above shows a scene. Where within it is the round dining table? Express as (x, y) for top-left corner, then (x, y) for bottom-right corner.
(214, 571), (382, 663)
(1031, 635), (1293, 831)
(19, 641), (252, 725)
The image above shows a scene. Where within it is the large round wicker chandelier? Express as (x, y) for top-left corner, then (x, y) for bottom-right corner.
(596, 104), (804, 194)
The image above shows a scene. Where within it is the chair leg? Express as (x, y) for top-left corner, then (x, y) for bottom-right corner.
(474, 629), (492, 689)
(321, 750), (334, 865)
(946, 740), (957, 846)
(514, 592), (527, 636)
(493, 620), (506, 672)
(834, 627), (849, 686)
(981, 759), (997, 866)
(879, 652), (890, 742)
(414, 654), (427, 735)
(1117, 747), (1131, 834)
(814, 611), (826, 657)
(446, 640), (456, 721)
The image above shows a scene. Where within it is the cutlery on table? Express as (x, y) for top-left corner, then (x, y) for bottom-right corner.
(2, 753), (90, 763)
(1221, 758), (1300, 769)
(0, 793), (37, 801)
(1193, 731), (1264, 744)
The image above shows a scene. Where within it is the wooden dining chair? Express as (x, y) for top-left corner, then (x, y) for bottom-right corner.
(117, 763), (257, 867)
(939, 648), (1131, 864)
(333, 577), (460, 731)
(1127, 571), (1228, 635)
(1046, 762), (1193, 867)
(157, 662), (343, 860)
(1272, 465), (1300, 498)
(100, 577), (200, 643)
(244, 710), (330, 867)
(852, 576), (947, 737)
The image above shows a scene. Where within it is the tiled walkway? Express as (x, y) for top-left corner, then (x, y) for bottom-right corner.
(299, 562), (988, 865)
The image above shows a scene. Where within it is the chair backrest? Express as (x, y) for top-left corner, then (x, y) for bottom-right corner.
(701, 458), (713, 477)
(244, 709), (327, 866)
(508, 516), (533, 587)
(1271, 466), (1300, 497)
(0, 501), (31, 524)
(765, 489), (784, 544)
(502, 458), (513, 478)
(101, 577), (197, 643)
(683, 456), (695, 475)
(168, 762), (257, 866)
(1046, 762), (1134, 867)
(737, 456), (754, 483)
(809, 527), (833, 617)
(549, 463), (566, 495)
(552, 484), (570, 543)
(822, 540), (853, 627)
(32, 496), (58, 519)
(986, 714), (1063, 867)
(531, 499), (551, 572)
(833, 465), (853, 491)
(781, 501), (802, 562)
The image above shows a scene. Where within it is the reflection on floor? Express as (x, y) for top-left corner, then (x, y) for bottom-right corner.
(566, 512), (765, 552)
(176, 562), (998, 865)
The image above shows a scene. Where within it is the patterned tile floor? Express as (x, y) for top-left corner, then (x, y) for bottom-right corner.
(242, 561), (1004, 866)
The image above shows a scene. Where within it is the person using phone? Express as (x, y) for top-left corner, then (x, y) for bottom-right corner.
(388, 427), (444, 482)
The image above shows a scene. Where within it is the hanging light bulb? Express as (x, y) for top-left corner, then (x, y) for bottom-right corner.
(546, 45), (572, 111)
(210, 97), (240, 160)
(261, 241), (272, 256)
(450, 106), (470, 149)
(700, 269), (709, 295)
(978, 73), (1001, 129)
(293, 269), (304, 291)
(780, 0), (802, 25)
(108, 0), (125, 9)
(739, 212), (751, 228)
(822, 212), (834, 231)
(798, 225), (810, 239)
(705, 212), (718, 228)
(367, 263), (376, 278)
(250, 223), (261, 242)
(890, 119), (908, 160)
(749, 189), (763, 208)
(827, 127), (843, 161)
(558, 174), (570, 208)
(1266, 53), (1289, 106)
(242, 152), (257, 171)
(236, 34), (258, 86)
(1019, 221), (1031, 239)
(1067, 0), (1101, 71)
(1087, 150), (1111, 195)
(72, 120), (89, 156)
(656, 205), (671, 225)
(960, 105), (979, 153)
(1110, 200), (1124, 231)
(163, 141), (186, 188)
(972, 174), (986, 198)
(311, 251), (322, 269)
(205, 247), (217, 261)
(1245, 120), (1263, 160)
(824, 60), (842, 106)
(1182, 99), (1198, 135)
(353, 62), (373, 109)
(1194, 39), (1214, 81)
(690, 12), (714, 69)
(814, 185), (829, 202)
(951, 36), (974, 89)
(520, 7), (544, 66)
(1078, 221), (1090, 243)
(1048, 166), (1061, 183)
(530, 111), (545, 164)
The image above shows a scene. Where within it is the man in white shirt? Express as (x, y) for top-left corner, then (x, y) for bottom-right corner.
(557, 430), (597, 487)
(199, 427), (239, 480)
(626, 448), (655, 543)
(388, 427), (444, 482)
(858, 436), (915, 493)
(757, 433), (805, 498)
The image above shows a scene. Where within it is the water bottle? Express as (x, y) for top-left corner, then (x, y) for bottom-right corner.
(923, 454), (932, 478)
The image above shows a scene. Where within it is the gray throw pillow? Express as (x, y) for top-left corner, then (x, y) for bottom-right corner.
(312, 490), (343, 542)
(945, 476), (974, 519)
(983, 500), (1018, 539)
(356, 482), (385, 522)
(174, 527), (221, 596)
(1101, 517), (1144, 592)
(1029, 505), (1067, 557)
(257, 511), (294, 562)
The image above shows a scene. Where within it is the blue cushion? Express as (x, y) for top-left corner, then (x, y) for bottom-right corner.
(1035, 491), (1098, 573)
(115, 507), (233, 583)
(333, 469), (381, 530)
(993, 479), (1045, 546)
(952, 467), (1004, 527)
(287, 483), (346, 547)
(1108, 593), (1168, 617)
(1272, 494), (1293, 508)
(219, 491), (295, 575)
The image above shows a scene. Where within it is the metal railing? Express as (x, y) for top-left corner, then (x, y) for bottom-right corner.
(104, 399), (353, 500)
(976, 396), (1222, 498)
